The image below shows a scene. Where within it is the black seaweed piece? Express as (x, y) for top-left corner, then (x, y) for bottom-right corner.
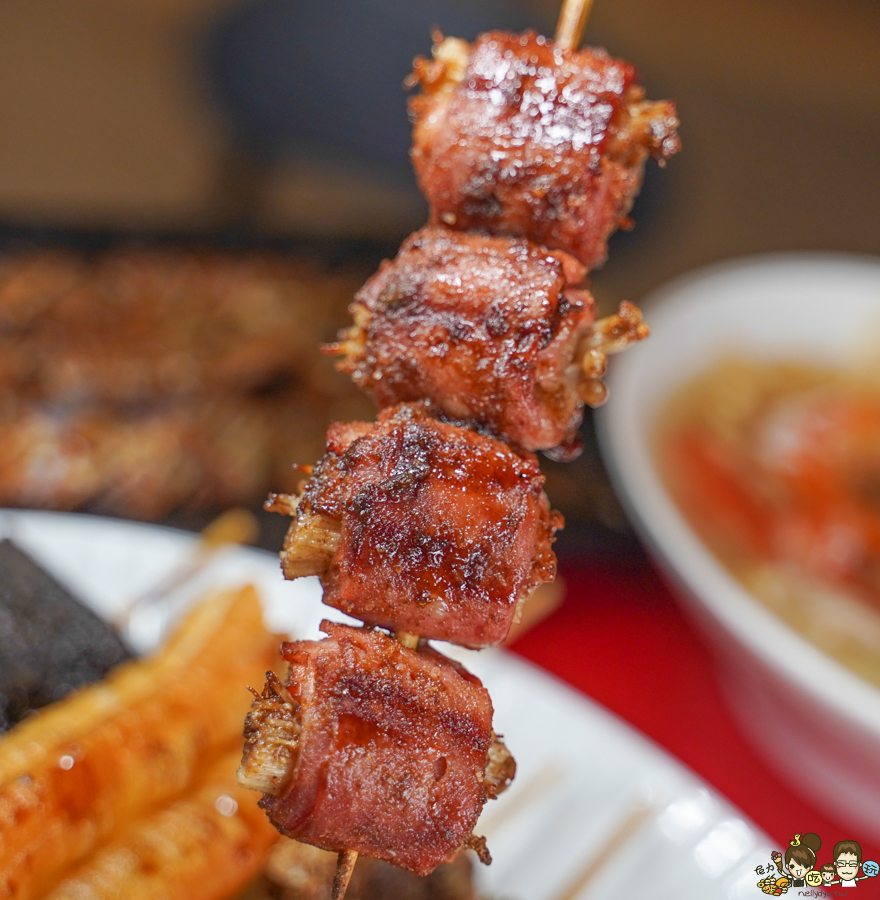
(0, 539), (132, 733)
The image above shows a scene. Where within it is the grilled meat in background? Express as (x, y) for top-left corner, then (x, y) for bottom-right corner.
(0, 236), (627, 543)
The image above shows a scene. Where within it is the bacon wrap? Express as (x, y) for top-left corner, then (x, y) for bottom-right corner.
(260, 622), (494, 876)
(286, 403), (560, 648)
(410, 31), (680, 269)
(339, 226), (595, 453)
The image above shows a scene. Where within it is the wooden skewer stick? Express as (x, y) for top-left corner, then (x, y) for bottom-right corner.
(555, 0), (594, 51)
(552, 800), (654, 900)
(332, 849), (359, 900)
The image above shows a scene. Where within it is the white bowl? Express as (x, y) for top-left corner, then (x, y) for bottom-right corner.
(597, 253), (880, 839)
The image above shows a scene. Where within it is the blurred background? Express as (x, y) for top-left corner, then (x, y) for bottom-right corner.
(1, 0), (877, 267)
(0, 0), (877, 543)
(2, 0), (880, 876)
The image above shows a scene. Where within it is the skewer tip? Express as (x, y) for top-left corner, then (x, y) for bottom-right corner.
(555, 0), (594, 51)
(331, 849), (359, 900)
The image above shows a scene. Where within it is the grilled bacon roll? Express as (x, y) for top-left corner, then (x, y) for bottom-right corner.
(268, 403), (560, 648)
(409, 31), (680, 269)
(239, 622), (511, 876)
(335, 226), (647, 455)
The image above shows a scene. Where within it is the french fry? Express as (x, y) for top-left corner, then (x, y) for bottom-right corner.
(0, 585), (280, 900)
(43, 745), (279, 900)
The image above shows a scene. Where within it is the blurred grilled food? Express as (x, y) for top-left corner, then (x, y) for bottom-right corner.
(0, 246), (372, 519)
(0, 583), (279, 900)
(42, 746), (279, 900)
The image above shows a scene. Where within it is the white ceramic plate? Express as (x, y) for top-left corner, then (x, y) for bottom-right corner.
(598, 253), (880, 841)
(0, 509), (771, 900)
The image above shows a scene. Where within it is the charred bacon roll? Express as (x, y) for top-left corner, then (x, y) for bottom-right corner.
(267, 403), (560, 649)
(238, 622), (513, 876)
(335, 226), (648, 455)
(409, 31), (680, 269)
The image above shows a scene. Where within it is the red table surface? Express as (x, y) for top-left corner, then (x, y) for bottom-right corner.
(508, 550), (880, 879)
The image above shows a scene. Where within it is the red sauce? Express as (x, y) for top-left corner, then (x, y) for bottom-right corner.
(656, 358), (880, 686)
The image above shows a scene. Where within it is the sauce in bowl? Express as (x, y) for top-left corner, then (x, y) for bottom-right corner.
(655, 357), (880, 687)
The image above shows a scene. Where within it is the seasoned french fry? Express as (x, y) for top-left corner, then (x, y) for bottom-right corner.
(43, 746), (279, 900)
(0, 585), (280, 900)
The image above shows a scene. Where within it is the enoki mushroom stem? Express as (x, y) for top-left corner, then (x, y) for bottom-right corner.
(236, 672), (301, 796)
(278, 508), (342, 580)
(577, 301), (650, 407)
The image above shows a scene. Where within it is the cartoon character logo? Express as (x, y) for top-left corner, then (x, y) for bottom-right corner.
(759, 834), (878, 893)
(831, 840), (878, 888)
(756, 867), (790, 896)
(785, 832), (821, 888)
(819, 862), (837, 886)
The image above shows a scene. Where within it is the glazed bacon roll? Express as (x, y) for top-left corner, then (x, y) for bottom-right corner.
(409, 31), (680, 269)
(268, 403), (560, 649)
(335, 226), (647, 455)
(238, 622), (513, 875)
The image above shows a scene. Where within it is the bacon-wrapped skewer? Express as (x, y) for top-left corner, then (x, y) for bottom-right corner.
(267, 402), (560, 648)
(241, 1), (677, 892)
(333, 226), (648, 457)
(237, 622), (514, 876)
(410, 31), (679, 270)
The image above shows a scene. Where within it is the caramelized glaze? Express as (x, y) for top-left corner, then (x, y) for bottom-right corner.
(338, 226), (595, 453)
(261, 623), (494, 876)
(281, 403), (560, 648)
(410, 32), (679, 269)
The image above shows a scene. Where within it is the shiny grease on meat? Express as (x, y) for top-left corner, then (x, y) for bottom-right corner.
(249, 622), (506, 876)
(335, 226), (648, 453)
(270, 403), (561, 648)
(335, 226), (596, 454)
(410, 31), (679, 269)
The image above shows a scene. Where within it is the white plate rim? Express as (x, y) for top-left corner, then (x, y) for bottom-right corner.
(0, 507), (772, 899)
